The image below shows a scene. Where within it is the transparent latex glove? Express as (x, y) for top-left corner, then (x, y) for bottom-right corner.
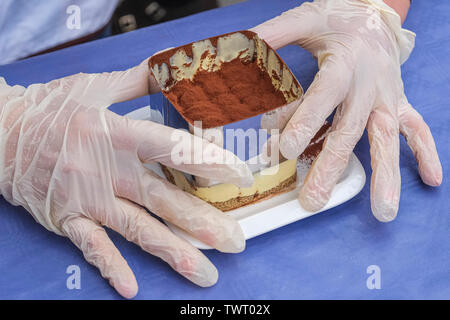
(0, 58), (253, 299)
(251, 0), (442, 222)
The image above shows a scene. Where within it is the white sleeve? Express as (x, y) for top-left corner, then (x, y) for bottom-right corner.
(0, 0), (119, 65)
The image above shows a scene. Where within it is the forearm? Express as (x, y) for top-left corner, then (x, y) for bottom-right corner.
(384, 0), (411, 23)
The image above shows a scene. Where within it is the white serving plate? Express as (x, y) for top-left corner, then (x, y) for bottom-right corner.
(126, 107), (366, 250)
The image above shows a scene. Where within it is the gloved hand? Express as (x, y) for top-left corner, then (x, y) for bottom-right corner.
(0, 58), (253, 298)
(251, 0), (442, 222)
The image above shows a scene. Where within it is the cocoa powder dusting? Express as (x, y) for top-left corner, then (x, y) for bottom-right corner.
(300, 122), (331, 160)
(165, 58), (287, 128)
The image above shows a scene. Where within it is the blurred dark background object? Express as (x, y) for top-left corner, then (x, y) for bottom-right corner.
(112, 0), (219, 34)
(23, 0), (245, 61)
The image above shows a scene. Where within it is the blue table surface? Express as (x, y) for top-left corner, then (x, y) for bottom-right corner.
(0, 0), (448, 300)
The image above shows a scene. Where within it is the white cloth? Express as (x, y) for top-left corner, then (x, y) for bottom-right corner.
(0, 0), (119, 65)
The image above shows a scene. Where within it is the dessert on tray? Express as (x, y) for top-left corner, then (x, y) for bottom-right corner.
(148, 30), (329, 211)
(161, 124), (330, 211)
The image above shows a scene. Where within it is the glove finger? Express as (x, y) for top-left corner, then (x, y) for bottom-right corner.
(61, 215), (138, 299)
(250, 1), (323, 50)
(107, 112), (253, 188)
(116, 167), (246, 254)
(261, 99), (301, 132)
(99, 198), (218, 288)
(280, 56), (352, 160)
(299, 88), (374, 211)
(367, 108), (401, 222)
(399, 99), (442, 186)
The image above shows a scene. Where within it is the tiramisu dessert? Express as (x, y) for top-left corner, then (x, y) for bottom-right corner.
(149, 31), (329, 211)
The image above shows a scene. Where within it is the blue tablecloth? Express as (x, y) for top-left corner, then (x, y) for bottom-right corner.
(0, 0), (448, 299)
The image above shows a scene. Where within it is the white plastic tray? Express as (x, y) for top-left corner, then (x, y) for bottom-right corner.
(126, 107), (366, 249)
